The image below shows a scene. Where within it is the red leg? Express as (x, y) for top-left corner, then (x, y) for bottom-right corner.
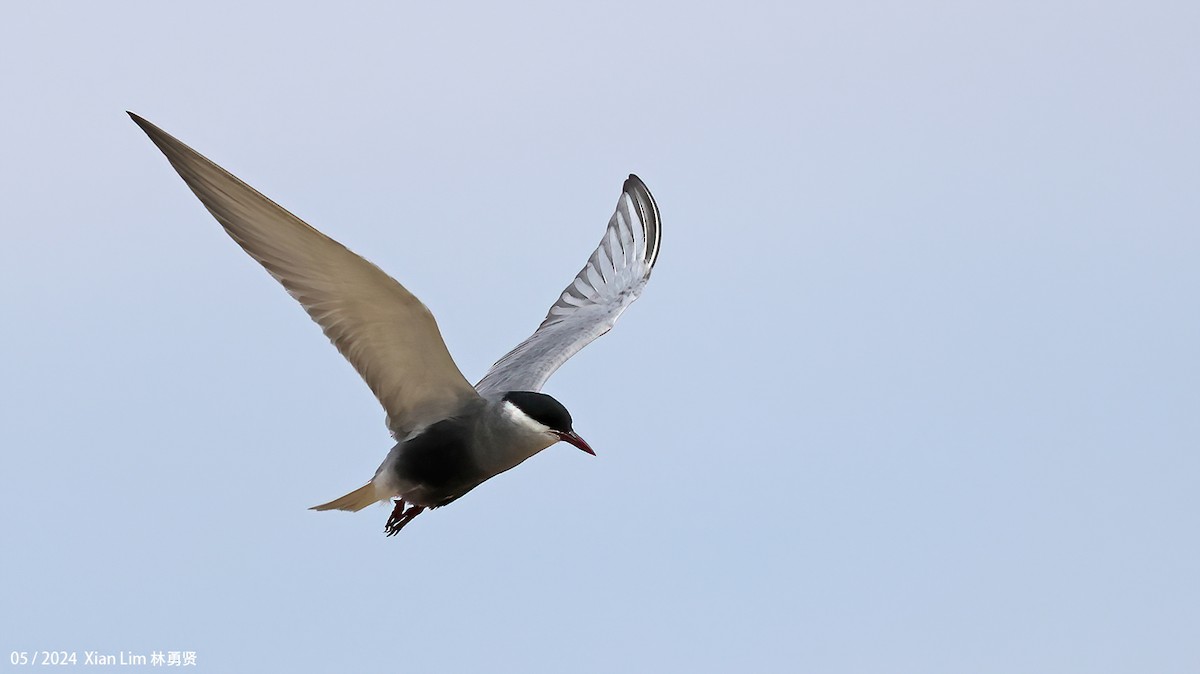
(384, 500), (426, 537)
(384, 499), (407, 534)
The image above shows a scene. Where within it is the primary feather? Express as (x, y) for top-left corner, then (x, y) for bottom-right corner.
(129, 113), (478, 437)
(475, 175), (661, 394)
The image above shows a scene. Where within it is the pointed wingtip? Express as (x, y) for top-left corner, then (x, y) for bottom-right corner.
(623, 174), (654, 207)
(620, 174), (660, 269)
(126, 112), (198, 163)
(127, 111), (163, 141)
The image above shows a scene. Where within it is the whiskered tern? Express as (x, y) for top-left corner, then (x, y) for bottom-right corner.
(129, 113), (661, 536)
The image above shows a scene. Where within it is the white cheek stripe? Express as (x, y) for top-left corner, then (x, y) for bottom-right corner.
(502, 400), (552, 434)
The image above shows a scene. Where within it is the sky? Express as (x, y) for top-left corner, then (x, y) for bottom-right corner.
(2, 1), (1198, 672)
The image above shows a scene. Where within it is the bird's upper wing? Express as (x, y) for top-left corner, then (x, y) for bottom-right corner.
(130, 113), (478, 437)
(475, 175), (661, 395)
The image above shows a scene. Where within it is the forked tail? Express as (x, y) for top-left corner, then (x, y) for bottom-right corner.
(310, 482), (379, 512)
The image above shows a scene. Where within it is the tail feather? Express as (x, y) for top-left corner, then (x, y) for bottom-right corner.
(310, 482), (380, 512)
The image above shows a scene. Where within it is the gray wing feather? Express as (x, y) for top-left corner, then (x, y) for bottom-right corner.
(129, 113), (478, 437)
(476, 175), (660, 394)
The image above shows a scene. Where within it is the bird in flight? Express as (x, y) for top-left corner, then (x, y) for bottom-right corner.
(129, 113), (661, 536)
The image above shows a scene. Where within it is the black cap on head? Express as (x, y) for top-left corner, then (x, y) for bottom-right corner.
(502, 391), (573, 433)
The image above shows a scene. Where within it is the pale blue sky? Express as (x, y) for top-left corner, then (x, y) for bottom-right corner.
(3, 1), (1198, 672)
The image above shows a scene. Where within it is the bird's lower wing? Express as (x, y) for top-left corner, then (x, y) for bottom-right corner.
(475, 175), (661, 395)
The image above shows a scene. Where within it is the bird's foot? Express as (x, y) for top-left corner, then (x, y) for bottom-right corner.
(385, 499), (406, 533)
(384, 499), (425, 537)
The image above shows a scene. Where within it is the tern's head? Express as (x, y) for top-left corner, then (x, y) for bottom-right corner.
(501, 391), (595, 455)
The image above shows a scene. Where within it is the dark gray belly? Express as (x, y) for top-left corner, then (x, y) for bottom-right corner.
(390, 419), (484, 507)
